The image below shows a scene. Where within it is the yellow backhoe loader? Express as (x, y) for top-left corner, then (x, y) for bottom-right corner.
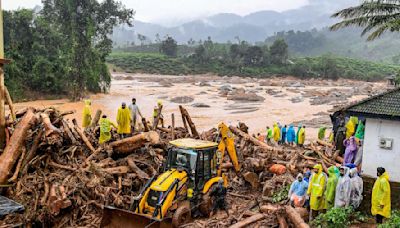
(100, 123), (240, 228)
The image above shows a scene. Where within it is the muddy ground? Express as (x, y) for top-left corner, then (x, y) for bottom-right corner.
(13, 73), (388, 142)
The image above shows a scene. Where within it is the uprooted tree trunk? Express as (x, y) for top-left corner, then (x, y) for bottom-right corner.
(285, 206), (309, 228)
(0, 109), (37, 184)
(89, 109), (102, 129)
(110, 131), (160, 155)
(5, 86), (16, 122)
(179, 105), (199, 138)
(229, 213), (265, 228)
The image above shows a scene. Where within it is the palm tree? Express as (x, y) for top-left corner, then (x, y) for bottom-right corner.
(330, 0), (400, 41)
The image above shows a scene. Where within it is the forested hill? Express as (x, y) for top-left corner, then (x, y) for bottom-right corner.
(264, 28), (400, 63)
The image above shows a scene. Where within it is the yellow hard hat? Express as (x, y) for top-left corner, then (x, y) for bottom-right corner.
(157, 100), (163, 105)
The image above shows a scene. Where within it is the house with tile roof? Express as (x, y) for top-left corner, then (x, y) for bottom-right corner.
(333, 87), (400, 182)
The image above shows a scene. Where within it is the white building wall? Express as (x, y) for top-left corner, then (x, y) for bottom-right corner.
(363, 118), (400, 182)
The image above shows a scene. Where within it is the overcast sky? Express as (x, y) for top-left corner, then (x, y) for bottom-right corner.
(4, 0), (309, 25)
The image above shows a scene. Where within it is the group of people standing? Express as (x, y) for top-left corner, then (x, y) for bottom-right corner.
(82, 98), (164, 144)
(258, 123), (306, 147)
(288, 164), (391, 224)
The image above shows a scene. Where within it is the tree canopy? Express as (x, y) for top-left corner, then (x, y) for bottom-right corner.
(331, 0), (400, 41)
(5, 0), (134, 100)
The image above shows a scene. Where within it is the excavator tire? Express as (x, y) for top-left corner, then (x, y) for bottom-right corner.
(199, 184), (216, 217)
(172, 204), (191, 228)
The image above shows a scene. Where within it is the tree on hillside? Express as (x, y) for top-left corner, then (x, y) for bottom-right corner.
(331, 0), (400, 41)
(41, 0), (134, 100)
(160, 36), (178, 57)
(270, 39), (288, 65)
(137, 33), (147, 45)
(244, 46), (264, 66)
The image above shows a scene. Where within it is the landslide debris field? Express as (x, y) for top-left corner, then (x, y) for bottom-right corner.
(14, 73), (387, 142)
(1, 102), (351, 227)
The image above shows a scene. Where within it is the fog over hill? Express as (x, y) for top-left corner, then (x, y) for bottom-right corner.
(112, 0), (359, 44)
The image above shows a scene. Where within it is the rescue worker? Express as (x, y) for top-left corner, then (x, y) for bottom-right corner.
(257, 133), (265, 142)
(307, 164), (327, 220)
(349, 168), (363, 209)
(324, 166), (338, 210)
(335, 166), (351, 208)
(281, 125), (287, 144)
(355, 120), (365, 140)
(287, 124), (296, 146)
(99, 115), (117, 144)
(128, 98), (143, 133)
(273, 123), (280, 143)
(318, 126), (327, 140)
(153, 100), (164, 128)
(210, 179), (229, 216)
(345, 116), (358, 139)
(82, 100), (92, 128)
(335, 119), (346, 155)
(372, 167), (391, 224)
(295, 124), (302, 145)
(266, 126), (273, 143)
(117, 102), (131, 138)
(288, 173), (309, 207)
(343, 136), (358, 165)
(297, 126), (306, 147)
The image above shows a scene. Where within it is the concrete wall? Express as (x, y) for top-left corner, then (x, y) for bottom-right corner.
(363, 118), (400, 182)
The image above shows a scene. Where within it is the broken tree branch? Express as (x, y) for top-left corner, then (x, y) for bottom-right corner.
(0, 108), (37, 184)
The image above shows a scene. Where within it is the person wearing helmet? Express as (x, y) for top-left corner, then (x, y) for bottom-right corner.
(117, 102), (131, 138)
(153, 100), (164, 128)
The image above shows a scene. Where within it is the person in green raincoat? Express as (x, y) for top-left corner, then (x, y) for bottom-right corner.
(355, 120), (365, 140)
(307, 164), (327, 220)
(99, 115), (117, 144)
(318, 127), (327, 140)
(82, 100), (92, 128)
(266, 126), (273, 143)
(324, 166), (338, 210)
(372, 167), (391, 224)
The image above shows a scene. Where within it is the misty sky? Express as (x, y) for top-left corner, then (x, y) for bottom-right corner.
(4, 0), (309, 25)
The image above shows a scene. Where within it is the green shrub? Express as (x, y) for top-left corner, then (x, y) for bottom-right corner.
(379, 210), (400, 228)
(311, 207), (367, 228)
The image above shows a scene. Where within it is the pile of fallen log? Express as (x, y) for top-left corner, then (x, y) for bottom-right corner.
(0, 107), (187, 227)
(0, 105), (342, 227)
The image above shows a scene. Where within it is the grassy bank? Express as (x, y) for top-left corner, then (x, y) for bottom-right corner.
(107, 52), (400, 81)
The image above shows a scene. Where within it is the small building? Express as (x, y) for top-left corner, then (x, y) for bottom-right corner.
(335, 87), (400, 182)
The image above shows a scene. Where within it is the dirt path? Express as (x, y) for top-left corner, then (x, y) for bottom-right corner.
(13, 73), (387, 142)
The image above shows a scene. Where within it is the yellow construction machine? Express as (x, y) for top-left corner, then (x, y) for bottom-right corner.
(101, 123), (240, 228)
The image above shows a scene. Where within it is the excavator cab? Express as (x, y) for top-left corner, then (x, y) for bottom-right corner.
(101, 126), (240, 228)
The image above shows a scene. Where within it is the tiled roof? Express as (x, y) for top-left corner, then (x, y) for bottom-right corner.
(336, 88), (400, 120)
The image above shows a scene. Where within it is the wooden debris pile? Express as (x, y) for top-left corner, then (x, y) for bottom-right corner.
(0, 107), (189, 227)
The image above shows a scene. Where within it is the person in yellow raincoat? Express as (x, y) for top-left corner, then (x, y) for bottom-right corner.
(297, 126), (306, 147)
(273, 123), (280, 143)
(82, 100), (92, 128)
(345, 116), (358, 139)
(307, 164), (327, 220)
(117, 102), (131, 138)
(324, 166), (338, 210)
(153, 100), (164, 128)
(372, 167), (391, 224)
(99, 115), (117, 144)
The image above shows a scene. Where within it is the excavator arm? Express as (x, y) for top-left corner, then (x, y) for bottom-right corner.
(217, 122), (240, 176)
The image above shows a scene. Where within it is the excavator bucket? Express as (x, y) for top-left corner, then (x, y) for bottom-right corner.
(101, 206), (172, 228)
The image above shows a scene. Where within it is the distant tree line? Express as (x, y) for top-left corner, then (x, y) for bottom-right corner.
(5, 0), (133, 100)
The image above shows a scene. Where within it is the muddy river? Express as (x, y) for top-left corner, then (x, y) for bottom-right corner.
(13, 73), (387, 142)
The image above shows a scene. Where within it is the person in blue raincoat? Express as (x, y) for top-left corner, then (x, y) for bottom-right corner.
(287, 124), (296, 145)
(288, 173), (309, 207)
(280, 125), (287, 145)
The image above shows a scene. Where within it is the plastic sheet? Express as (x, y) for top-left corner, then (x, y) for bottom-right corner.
(0, 195), (24, 216)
